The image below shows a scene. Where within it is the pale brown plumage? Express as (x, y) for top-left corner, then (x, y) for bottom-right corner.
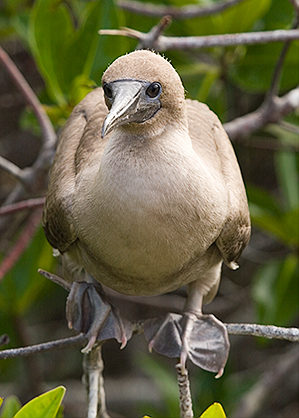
(43, 50), (250, 373)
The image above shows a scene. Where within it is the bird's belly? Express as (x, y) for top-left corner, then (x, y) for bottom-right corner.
(72, 147), (228, 295)
(73, 192), (226, 295)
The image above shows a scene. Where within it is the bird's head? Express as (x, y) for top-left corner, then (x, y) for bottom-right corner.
(101, 50), (187, 138)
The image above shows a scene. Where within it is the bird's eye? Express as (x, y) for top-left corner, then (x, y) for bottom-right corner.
(146, 82), (161, 99)
(103, 83), (113, 99)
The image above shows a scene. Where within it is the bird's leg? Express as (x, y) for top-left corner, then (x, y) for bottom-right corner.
(66, 280), (133, 353)
(144, 280), (230, 376)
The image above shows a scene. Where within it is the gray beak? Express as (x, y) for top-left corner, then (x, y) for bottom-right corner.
(101, 80), (161, 138)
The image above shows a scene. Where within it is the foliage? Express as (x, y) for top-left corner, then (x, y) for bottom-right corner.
(0, 0), (298, 417)
(143, 401), (227, 418)
(0, 395), (21, 418)
(0, 387), (65, 418)
(249, 127), (299, 326)
(200, 403), (226, 418)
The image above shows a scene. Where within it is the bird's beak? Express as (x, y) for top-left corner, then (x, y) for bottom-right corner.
(101, 80), (161, 138)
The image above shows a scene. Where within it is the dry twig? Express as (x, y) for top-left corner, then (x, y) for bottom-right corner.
(0, 198), (45, 216)
(0, 208), (43, 281)
(83, 345), (110, 418)
(118, 0), (247, 19)
(1, 323), (298, 361)
(0, 46), (56, 207)
(100, 28), (299, 51)
(0, 334), (87, 360)
(224, 87), (299, 141)
(176, 362), (194, 418)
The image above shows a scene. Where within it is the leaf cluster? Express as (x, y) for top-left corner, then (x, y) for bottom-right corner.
(0, 386), (65, 418)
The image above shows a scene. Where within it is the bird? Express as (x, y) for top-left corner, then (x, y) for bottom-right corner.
(42, 50), (250, 376)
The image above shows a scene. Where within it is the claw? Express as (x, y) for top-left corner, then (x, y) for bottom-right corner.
(82, 335), (98, 354)
(215, 367), (224, 379)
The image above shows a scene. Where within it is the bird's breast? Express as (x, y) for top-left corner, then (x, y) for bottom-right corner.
(72, 134), (228, 293)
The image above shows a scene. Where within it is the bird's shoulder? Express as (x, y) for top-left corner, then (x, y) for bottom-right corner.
(186, 99), (251, 265)
(43, 88), (108, 252)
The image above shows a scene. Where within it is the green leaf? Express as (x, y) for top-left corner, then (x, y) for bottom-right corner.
(89, 0), (129, 82)
(0, 227), (56, 315)
(253, 255), (299, 326)
(275, 150), (299, 212)
(13, 386), (65, 418)
(247, 186), (282, 216)
(229, 0), (299, 93)
(0, 396), (22, 418)
(29, 0), (73, 105)
(249, 204), (299, 249)
(200, 402), (227, 418)
(231, 41), (299, 93)
(28, 0), (128, 106)
(181, 0), (271, 36)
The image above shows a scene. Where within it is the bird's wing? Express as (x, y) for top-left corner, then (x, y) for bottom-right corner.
(186, 99), (251, 266)
(43, 88), (108, 253)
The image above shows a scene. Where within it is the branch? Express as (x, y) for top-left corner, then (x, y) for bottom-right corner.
(0, 334), (87, 360)
(0, 47), (56, 208)
(99, 28), (299, 51)
(176, 362), (194, 418)
(0, 155), (30, 187)
(0, 47), (56, 157)
(0, 197), (45, 216)
(0, 209), (43, 281)
(226, 323), (299, 342)
(135, 16), (172, 50)
(117, 0), (247, 19)
(267, 10), (299, 100)
(224, 87), (299, 141)
(83, 345), (110, 418)
(1, 323), (297, 361)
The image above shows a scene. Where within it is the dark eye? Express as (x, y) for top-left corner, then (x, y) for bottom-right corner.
(103, 83), (113, 99)
(146, 82), (161, 99)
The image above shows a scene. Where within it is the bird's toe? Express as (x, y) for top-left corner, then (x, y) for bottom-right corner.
(144, 312), (230, 375)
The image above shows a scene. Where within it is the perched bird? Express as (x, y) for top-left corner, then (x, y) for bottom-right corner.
(43, 50), (250, 376)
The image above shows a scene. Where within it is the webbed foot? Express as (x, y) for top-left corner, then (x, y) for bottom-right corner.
(66, 281), (133, 353)
(143, 312), (229, 377)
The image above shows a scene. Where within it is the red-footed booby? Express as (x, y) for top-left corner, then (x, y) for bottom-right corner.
(43, 50), (250, 376)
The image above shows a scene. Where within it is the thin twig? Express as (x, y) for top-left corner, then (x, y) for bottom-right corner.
(0, 197), (45, 216)
(0, 334), (87, 359)
(135, 16), (172, 50)
(118, 0), (247, 19)
(99, 28), (299, 51)
(224, 87), (299, 141)
(0, 47), (56, 210)
(240, 136), (299, 152)
(0, 323), (297, 361)
(226, 323), (299, 341)
(279, 120), (299, 134)
(83, 345), (110, 418)
(0, 209), (43, 281)
(38, 268), (71, 291)
(0, 155), (30, 187)
(176, 362), (194, 418)
(266, 14), (299, 100)
(0, 46), (56, 155)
